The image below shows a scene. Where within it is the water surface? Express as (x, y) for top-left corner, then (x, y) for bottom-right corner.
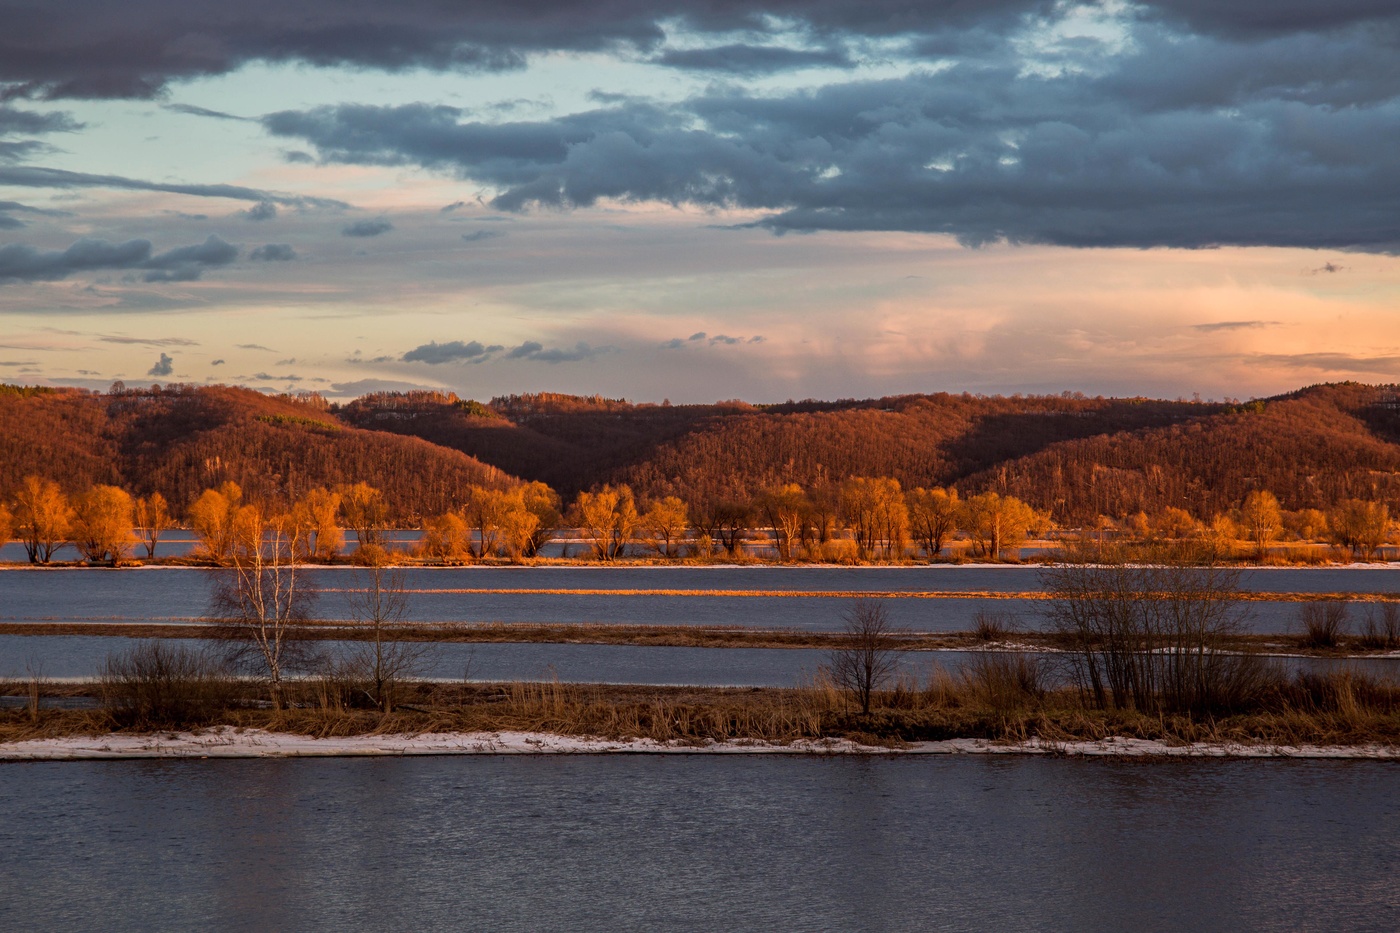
(0, 756), (1395, 932)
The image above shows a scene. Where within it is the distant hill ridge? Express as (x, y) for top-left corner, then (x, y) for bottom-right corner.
(7, 382), (1400, 523)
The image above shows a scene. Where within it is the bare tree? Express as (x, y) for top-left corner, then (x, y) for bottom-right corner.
(338, 558), (421, 712)
(825, 599), (903, 714)
(1042, 539), (1270, 715)
(133, 492), (174, 560)
(209, 511), (318, 708)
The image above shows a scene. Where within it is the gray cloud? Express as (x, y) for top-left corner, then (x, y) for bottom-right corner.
(237, 344), (275, 351)
(342, 217), (394, 237)
(139, 234), (239, 282)
(460, 229), (504, 243)
(402, 339), (496, 364)
(211, 359), (225, 365)
(242, 200), (277, 221)
(0, 200), (69, 217)
(99, 335), (199, 346)
(0, 237), (147, 283)
(250, 243), (296, 261)
(1140, 1), (1400, 38)
(330, 377), (451, 396)
(1193, 321), (1281, 332)
(252, 372), (302, 381)
(163, 103), (248, 121)
(0, 1), (1049, 100)
(402, 337), (605, 364)
(1249, 352), (1400, 374)
(263, 35), (1400, 253)
(653, 44), (851, 74)
(147, 353), (174, 376)
(0, 165), (346, 207)
(0, 106), (80, 164)
(505, 340), (606, 363)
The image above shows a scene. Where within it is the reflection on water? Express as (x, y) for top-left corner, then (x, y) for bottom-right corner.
(4, 565), (1397, 634)
(0, 756), (1396, 932)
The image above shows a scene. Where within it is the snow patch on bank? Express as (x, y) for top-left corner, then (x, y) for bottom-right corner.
(2, 729), (1398, 761)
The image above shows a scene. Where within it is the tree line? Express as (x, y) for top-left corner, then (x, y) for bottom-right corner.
(10, 470), (1393, 566)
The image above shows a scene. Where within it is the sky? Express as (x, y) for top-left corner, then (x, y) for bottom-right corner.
(1, 0), (1399, 403)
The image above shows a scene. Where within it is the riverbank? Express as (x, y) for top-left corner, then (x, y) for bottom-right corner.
(6, 675), (1400, 754)
(4, 727), (1399, 760)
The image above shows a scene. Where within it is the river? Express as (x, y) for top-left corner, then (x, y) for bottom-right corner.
(0, 756), (1395, 932)
(4, 565), (1399, 635)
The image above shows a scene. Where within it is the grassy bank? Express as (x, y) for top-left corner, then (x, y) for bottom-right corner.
(6, 667), (1400, 751)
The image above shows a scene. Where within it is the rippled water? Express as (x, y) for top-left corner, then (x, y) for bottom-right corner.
(4, 565), (1397, 634)
(1, 756), (1396, 932)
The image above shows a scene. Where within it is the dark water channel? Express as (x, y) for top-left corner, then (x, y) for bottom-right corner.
(1, 756), (1396, 932)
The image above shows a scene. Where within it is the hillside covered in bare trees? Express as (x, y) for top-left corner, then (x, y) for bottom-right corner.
(8, 382), (1400, 532)
(335, 384), (1400, 526)
(0, 384), (511, 520)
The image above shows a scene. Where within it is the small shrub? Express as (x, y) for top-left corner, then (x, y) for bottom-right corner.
(819, 539), (861, 565)
(1298, 601), (1350, 649)
(1358, 603), (1400, 650)
(972, 610), (1017, 642)
(101, 641), (234, 729)
(960, 653), (1047, 714)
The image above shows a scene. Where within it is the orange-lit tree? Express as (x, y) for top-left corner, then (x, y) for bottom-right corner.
(12, 475), (73, 564)
(71, 484), (136, 564)
(133, 492), (175, 559)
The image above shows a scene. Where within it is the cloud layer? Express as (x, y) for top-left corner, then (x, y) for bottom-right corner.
(0, 234), (238, 283)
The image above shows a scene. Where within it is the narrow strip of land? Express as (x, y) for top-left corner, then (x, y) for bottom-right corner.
(4, 621), (1397, 658)
(324, 587), (1400, 602)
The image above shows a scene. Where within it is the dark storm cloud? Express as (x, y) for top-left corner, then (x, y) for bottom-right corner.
(250, 243), (296, 260)
(341, 218), (394, 237)
(0, 233), (238, 283)
(653, 44), (851, 74)
(0, 165), (346, 207)
(0, 0), (1050, 100)
(263, 33), (1400, 253)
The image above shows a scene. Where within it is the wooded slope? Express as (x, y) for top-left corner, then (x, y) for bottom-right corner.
(0, 384), (511, 519)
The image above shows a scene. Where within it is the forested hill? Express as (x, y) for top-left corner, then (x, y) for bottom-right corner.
(334, 384), (1400, 523)
(9, 382), (1400, 526)
(0, 384), (511, 520)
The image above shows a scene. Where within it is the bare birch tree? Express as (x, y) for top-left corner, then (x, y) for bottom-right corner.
(209, 509), (318, 708)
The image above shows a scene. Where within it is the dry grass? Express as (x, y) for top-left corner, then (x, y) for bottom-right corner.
(6, 667), (1400, 749)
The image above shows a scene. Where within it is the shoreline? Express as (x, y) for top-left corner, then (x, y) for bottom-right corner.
(3, 727), (1397, 761)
